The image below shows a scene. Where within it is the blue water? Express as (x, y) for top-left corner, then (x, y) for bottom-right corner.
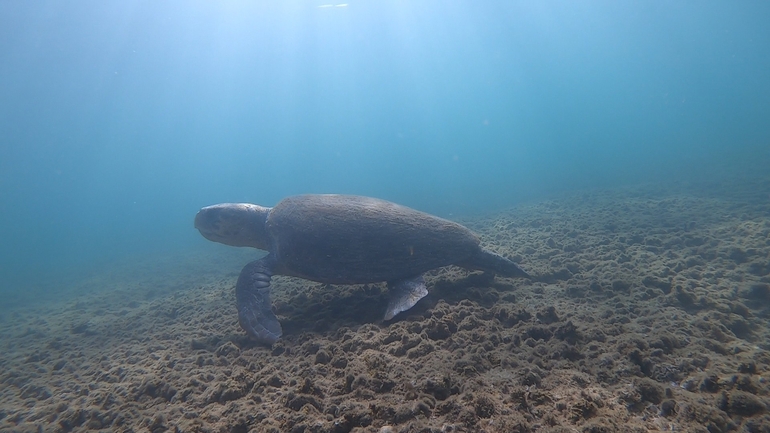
(1, 1), (769, 296)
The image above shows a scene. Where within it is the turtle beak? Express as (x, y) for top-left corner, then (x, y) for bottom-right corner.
(194, 206), (221, 241)
(193, 207), (211, 231)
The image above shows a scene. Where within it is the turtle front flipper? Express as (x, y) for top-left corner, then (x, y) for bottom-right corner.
(236, 257), (282, 344)
(384, 275), (428, 320)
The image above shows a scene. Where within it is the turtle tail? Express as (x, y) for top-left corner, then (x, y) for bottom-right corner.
(458, 248), (531, 279)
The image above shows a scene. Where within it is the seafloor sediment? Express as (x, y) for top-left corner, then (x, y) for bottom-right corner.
(1, 180), (770, 433)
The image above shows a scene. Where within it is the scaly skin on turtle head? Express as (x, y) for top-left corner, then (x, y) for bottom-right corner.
(194, 203), (271, 250)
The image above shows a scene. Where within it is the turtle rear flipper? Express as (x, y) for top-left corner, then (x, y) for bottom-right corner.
(458, 248), (531, 279)
(236, 258), (282, 344)
(384, 275), (428, 320)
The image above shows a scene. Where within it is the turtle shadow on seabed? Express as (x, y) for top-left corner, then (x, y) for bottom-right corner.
(271, 270), (521, 342)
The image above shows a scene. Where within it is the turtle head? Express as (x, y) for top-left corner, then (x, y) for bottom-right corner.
(194, 203), (271, 250)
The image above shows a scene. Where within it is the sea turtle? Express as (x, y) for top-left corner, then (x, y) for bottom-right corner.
(194, 194), (530, 344)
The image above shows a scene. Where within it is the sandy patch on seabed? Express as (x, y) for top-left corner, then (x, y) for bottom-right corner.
(1, 180), (769, 433)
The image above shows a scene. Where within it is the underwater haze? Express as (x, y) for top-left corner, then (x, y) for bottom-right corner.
(1, 1), (769, 296)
